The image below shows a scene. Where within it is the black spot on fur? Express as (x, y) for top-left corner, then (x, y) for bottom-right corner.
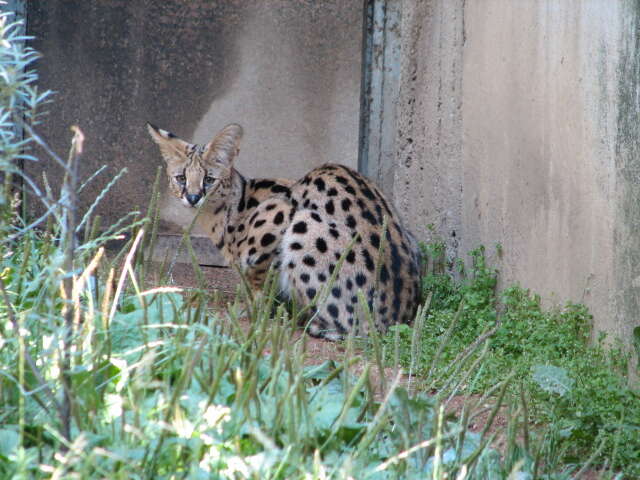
(254, 219), (266, 228)
(331, 287), (342, 299)
(256, 253), (270, 264)
(390, 243), (403, 274)
(370, 233), (380, 249)
(266, 203), (277, 211)
(261, 233), (276, 247)
(346, 250), (356, 264)
(318, 273), (327, 282)
(393, 297), (401, 315)
(307, 288), (317, 299)
(327, 303), (339, 319)
(335, 176), (348, 185)
(394, 277), (404, 296)
(329, 228), (340, 239)
(293, 221), (308, 234)
(334, 320), (347, 335)
(248, 247), (257, 256)
(362, 249), (375, 272)
(214, 203), (226, 215)
(238, 224), (245, 232)
(325, 200), (335, 215)
(248, 236), (255, 245)
(380, 264), (389, 284)
(253, 180), (276, 189)
(273, 211), (285, 225)
(346, 278), (353, 290)
(290, 242), (303, 250)
(375, 204), (383, 222)
(288, 261), (295, 269)
(300, 273), (310, 283)
(227, 225), (235, 233)
(346, 305), (354, 314)
(311, 212), (322, 222)
(345, 185), (356, 195)
(341, 198), (352, 212)
(315, 238), (328, 253)
(303, 255), (316, 267)
(313, 177), (326, 192)
(355, 273), (366, 287)
(361, 209), (378, 225)
(346, 216), (356, 229)
(271, 184), (290, 194)
(328, 264), (336, 275)
(361, 187), (376, 200)
(327, 187), (338, 196)
(247, 197), (259, 209)
(302, 176), (312, 186)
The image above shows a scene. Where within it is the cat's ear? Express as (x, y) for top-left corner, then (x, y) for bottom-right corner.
(203, 124), (243, 167)
(147, 123), (190, 164)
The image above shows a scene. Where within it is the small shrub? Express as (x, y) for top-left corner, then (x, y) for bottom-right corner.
(388, 242), (640, 477)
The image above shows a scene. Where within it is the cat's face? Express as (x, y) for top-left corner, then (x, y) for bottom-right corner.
(147, 123), (243, 208)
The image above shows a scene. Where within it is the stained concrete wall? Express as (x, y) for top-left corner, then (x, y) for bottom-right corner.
(394, 0), (640, 347)
(26, 1), (362, 238)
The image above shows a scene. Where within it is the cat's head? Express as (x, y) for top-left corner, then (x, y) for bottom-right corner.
(147, 123), (243, 208)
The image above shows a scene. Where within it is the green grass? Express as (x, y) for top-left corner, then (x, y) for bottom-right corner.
(385, 242), (639, 477)
(0, 229), (538, 479)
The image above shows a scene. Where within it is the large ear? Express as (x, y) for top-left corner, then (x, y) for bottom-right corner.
(147, 123), (190, 164)
(203, 124), (243, 167)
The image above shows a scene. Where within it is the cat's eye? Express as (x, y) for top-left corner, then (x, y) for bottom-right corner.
(175, 174), (186, 184)
(204, 175), (216, 185)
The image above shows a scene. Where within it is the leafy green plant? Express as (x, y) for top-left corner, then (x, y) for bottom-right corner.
(389, 242), (640, 477)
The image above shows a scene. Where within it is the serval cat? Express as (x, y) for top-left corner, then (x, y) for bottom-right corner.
(148, 123), (421, 340)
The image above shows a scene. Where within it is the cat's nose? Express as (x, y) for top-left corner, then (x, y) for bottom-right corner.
(186, 193), (201, 206)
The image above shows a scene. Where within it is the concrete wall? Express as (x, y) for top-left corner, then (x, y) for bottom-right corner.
(26, 1), (362, 237)
(393, 0), (640, 347)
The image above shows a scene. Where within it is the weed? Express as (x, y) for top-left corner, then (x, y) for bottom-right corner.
(389, 242), (640, 477)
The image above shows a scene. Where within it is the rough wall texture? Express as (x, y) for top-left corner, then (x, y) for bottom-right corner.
(394, 0), (464, 257)
(26, 1), (362, 237)
(615, 0), (640, 357)
(394, 0), (639, 347)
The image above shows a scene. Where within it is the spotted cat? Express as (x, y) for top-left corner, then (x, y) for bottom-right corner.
(148, 123), (421, 340)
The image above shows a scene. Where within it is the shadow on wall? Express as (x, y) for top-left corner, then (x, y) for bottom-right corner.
(27, 0), (363, 232)
(192, 1), (363, 181)
(27, 1), (246, 225)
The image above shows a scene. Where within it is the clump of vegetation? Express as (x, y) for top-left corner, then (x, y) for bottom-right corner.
(387, 241), (640, 477)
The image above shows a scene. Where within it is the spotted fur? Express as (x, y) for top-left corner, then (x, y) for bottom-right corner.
(148, 123), (421, 340)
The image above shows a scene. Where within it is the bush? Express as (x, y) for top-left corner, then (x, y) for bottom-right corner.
(387, 242), (640, 477)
